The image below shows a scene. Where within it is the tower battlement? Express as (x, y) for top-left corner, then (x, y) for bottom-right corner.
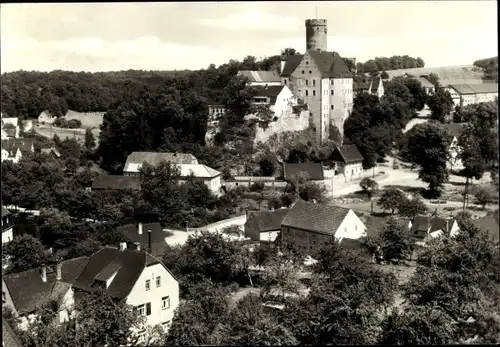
(305, 19), (328, 52)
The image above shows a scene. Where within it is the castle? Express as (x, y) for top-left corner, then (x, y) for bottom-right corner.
(206, 18), (354, 146)
(279, 19), (354, 144)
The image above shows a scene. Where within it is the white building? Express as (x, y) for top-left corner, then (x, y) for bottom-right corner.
(330, 144), (364, 180)
(72, 245), (179, 339)
(1, 138), (35, 163)
(415, 76), (436, 95)
(444, 83), (498, 108)
(123, 152), (199, 176)
(1, 117), (20, 139)
(38, 110), (57, 125)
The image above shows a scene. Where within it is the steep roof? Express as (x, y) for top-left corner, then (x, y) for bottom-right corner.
(248, 208), (290, 232)
(73, 246), (161, 300)
(253, 85), (286, 104)
(331, 145), (364, 164)
(3, 256), (90, 315)
(1, 117), (19, 128)
(117, 222), (171, 256)
(92, 175), (141, 190)
(2, 319), (24, 347)
(2, 206), (11, 218)
(40, 147), (61, 157)
(474, 209), (499, 244)
(178, 164), (221, 178)
(124, 152), (198, 172)
(282, 200), (351, 235)
(2, 138), (34, 155)
(283, 163), (324, 181)
(448, 83), (498, 95)
(238, 70), (281, 83)
(410, 216), (455, 235)
(415, 77), (435, 88)
(280, 51), (352, 79)
(444, 122), (468, 138)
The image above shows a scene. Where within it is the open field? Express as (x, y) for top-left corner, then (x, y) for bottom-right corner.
(35, 124), (101, 144)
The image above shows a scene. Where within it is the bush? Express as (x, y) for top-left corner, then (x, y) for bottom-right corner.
(249, 182), (265, 192)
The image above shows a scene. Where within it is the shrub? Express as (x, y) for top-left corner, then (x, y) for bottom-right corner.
(249, 182), (265, 192)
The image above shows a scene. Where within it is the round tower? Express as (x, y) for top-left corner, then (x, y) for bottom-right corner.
(305, 19), (327, 52)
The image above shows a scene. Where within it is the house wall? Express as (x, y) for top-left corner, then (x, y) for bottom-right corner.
(334, 210), (367, 240)
(205, 106), (227, 146)
(244, 216), (260, 241)
(247, 81), (282, 87)
(58, 288), (75, 323)
(223, 180), (288, 190)
(38, 112), (57, 125)
(260, 230), (279, 242)
(126, 263), (179, 330)
(335, 161), (364, 178)
(329, 78), (353, 144)
(448, 136), (463, 169)
(2, 279), (17, 315)
(474, 92), (498, 104)
(449, 220), (460, 237)
(2, 226), (14, 244)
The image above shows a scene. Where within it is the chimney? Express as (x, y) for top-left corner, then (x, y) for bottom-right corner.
(134, 242), (141, 251)
(56, 262), (62, 281)
(138, 222), (143, 235)
(40, 266), (47, 283)
(119, 242), (127, 252)
(148, 229), (152, 254)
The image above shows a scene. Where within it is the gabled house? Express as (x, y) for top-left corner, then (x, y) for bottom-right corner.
(280, 200), (367, 254)
(2, 206), (14, 244)
(368, 76), (384, 98)
(72, 245), (179, 335)
(1, 117), (20, 139)
(40, 147), (61, 159)
(444, 122), (467, 169)
(283, 163), (324, 182)
(2, 257), (90, 330)
(330, 144), (364, 179)
(416, 76), (436, 95)
(1, 139), (35, 163)
(123, 152), (199, 175)
(244, 208), (290, 242)
(238, 70), (282, 87)
(444, 83), (498, 107)
(473, 209), (499, 245)
(250, 85), (295, 114)
(38, 111), (57, 125)
(118, 222), (172, 256)
(91, 175), (141, 191)
(408, 215), (460, 245)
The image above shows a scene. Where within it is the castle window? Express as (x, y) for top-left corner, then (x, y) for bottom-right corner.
(331, 90), (334, 95)
(331, 105), (334, 110)
(331, 79), (334, 85)
(312, 80), (316, 86)
(305, 80), (309, 86)
(306, 61), (308, 64)
(305, 90), (309, 96)
(313, 90), (316, 96)
(309, 70), (312, 74)
(302, 70), (305, 74)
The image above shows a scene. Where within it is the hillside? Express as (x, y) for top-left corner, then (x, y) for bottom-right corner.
(384, 65), (485, 85)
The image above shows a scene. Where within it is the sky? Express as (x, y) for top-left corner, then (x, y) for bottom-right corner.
(0, 1), (497, 73)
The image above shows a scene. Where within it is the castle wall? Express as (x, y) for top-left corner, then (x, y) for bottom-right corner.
(254, 109), (309, 145)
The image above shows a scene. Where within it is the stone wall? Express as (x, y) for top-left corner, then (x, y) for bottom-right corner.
(254, 109), (309, 145)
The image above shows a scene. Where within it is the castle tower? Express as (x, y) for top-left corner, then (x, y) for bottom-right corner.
(305, 19), (327, 52)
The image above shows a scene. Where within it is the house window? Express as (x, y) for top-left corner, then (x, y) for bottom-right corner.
(2, 291), (5, 303)
(284, 79), (287, 85)
(344, 227), (347, 233)
(305, 90), (309, 96)
(313, 90), (316, 96)
(355, 225), (358, 231)
(156, 276), (161, 287)
(331, 79), (334, 85)
(162, 321), (171, 330)
(302, 70), (305, 74)
(309, 70), (312, 74)
(312, 79), (316, 86)
(145, 279), (151, 291)
(137, 304), (146, 316)
(162, 296), (170, 310)
(331, 105), (334, 110)
(146, 302), (151, 316)
(305, 61), (308, 65)
(305, 80), (309, 86)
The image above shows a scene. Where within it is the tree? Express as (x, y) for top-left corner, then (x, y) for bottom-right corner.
(84, 129), (96, 150)
(427, 88), (454, 123)
(378, 188), (406, 214)
(281, 48), (297, 56)
(473, 187), (492, 209)
(405, 122), (450, 196)
(260, 252), (301, 299)
(3, 234), (51, 273)
(360, 177), (378, 196)
(397, 196), (428, 219)
(380, 71), (389, 79)
(380, 218), (414, 261)
(259, 154), (276, 176)
(299, 182), (327, 203)
(268, 197), (282, 210)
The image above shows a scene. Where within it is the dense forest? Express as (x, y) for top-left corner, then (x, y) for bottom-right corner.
(473, 56), (498, 82)
(355, 55), (425, 74)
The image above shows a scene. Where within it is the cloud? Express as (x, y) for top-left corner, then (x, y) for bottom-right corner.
(199, 11), (301, 32)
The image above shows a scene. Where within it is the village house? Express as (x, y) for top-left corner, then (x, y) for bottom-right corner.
(117, 222), (172, 257)
(280, 19), (353, 144)
(91, 175), (141, 191)
(123, 152), (199, 175)
(237, 70), (282, 87)
(244, 208), (290, 243)
(407, 215), (460, 246)
(2, 256), (90, 330)
(280, 200), (367, 254)
(72, 244), (179, 337)
(444, 122), (468, 170)
(2, 206), (14, 244)
(283, 162), (325, 182)
(444, 83), (498, 108)
(1, 116), (20, 139)
(416, 76), (436, 95)
(473, 209), (499, 245)
(330, 144), (364, 179)
(368, 76), (384, 98)
(39, 147), (61, 159)
(37, 110), (57, 125)
(1, 138), (35, 163)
